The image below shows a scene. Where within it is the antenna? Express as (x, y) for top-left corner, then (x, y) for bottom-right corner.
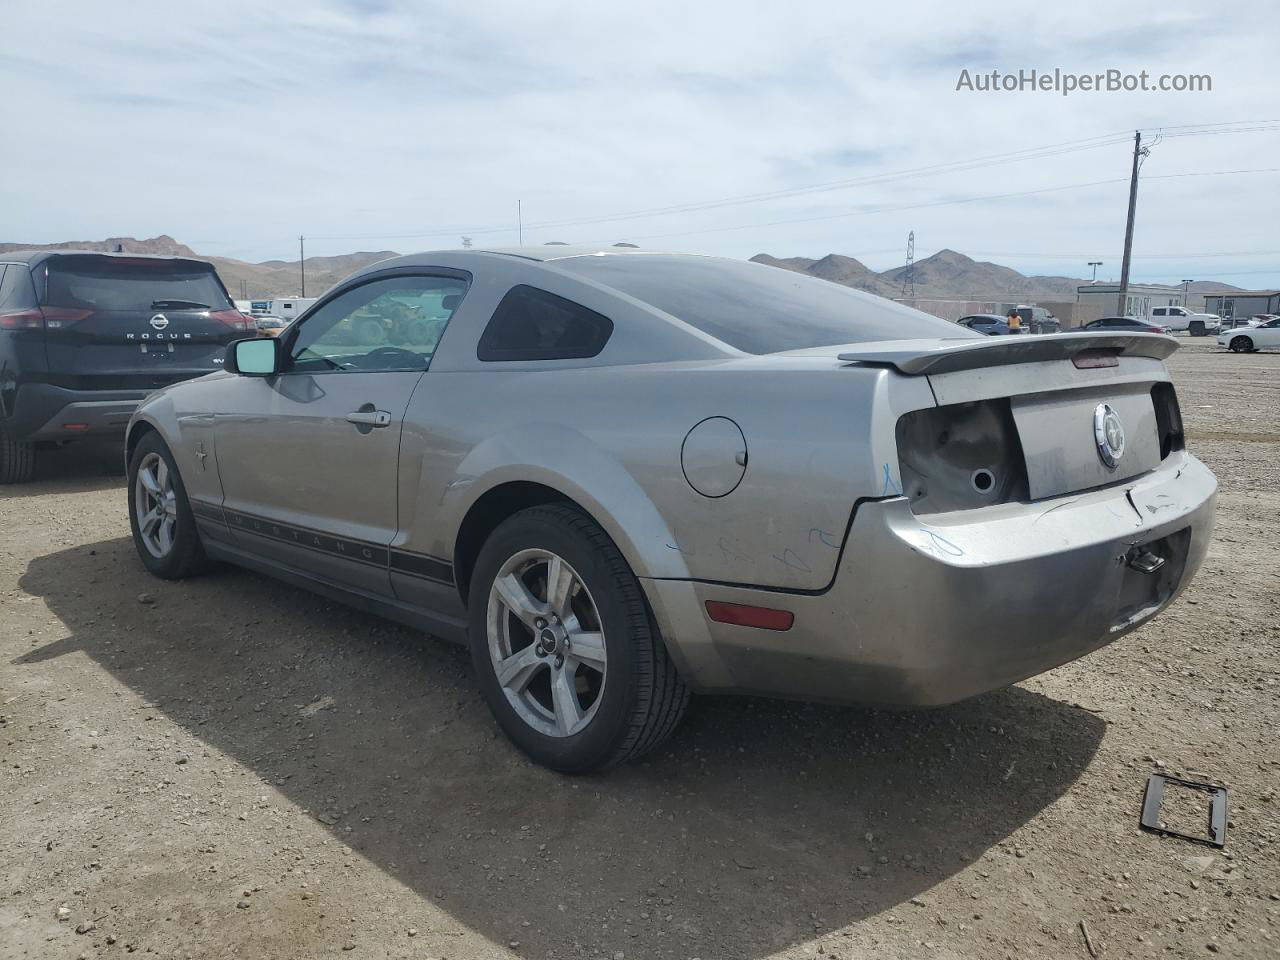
(461, 236), (472, 249)
(901, 231), (916, 299)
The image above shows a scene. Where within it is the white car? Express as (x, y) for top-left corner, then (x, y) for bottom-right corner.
(1151, 305), (1220, 336)
(1218, 315), (1280, 352)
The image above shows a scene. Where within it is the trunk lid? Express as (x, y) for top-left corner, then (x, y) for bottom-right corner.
(847, 333), (1184, 511)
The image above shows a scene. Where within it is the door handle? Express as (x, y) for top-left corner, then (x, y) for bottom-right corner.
(346, 410), (391, 428)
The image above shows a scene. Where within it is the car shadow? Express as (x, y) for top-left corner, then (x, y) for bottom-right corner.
(17, 537), (1105, 959)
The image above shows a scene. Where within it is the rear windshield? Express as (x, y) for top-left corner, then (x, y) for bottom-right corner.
(554, 254), (971, 354)
(43, 255), (231, 312)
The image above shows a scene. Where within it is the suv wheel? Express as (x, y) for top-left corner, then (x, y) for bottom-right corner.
(1229, 335), (1254, 353)
(127, 432), (211, 579)
(0, 426), (36, 484)
(468, 504), (690, 773)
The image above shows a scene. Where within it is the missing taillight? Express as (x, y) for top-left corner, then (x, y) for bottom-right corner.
(1151, 382), (1185, 459)
(896, 400), (1029, 514)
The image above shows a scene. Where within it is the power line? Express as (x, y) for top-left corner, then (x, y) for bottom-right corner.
(627, 166), (1280, 242)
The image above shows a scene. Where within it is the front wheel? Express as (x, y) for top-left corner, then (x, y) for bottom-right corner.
(128, 432), (212, 579)
(1229, 336), (1254, 353)
(468, 504), (689, 773)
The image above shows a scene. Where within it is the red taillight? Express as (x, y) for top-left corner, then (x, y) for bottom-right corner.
(39, 306), (92, 329)
(0, 309), (44, 330)
(705, 600), (794, 631)
(1072, 349), (1120, 369)
(209, 309), (253, 332)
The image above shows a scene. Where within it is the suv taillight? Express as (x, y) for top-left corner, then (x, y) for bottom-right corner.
(209, 309), (253, 332)
(39, 306), (93, 329)
(0, 309), (44, 330)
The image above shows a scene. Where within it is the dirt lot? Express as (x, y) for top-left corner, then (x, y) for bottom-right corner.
(1, 338), (1277, 960)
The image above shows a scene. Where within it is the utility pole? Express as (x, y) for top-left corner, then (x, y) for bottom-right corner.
(901, 231), (916, 299)
(1088, 261), (1103, 283)
(299, 235), (306, 297)
(1182, 279), (1194, 307)
(517, 200), (523, 246)
(1116, 131), (1146, 315)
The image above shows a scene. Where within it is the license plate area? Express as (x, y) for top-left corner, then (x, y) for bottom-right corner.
(1011, 384), (1162, 499)
(1112, 527), (1191, 632)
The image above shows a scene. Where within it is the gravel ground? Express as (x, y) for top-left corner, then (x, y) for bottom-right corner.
(1, 338), (1276, 960)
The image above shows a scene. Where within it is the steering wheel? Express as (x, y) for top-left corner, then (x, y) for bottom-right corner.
(361, 346), (425, 368)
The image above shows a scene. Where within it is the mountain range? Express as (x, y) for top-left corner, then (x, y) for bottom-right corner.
(0, 236), (1238, 302)
(0, 236), (395, 300)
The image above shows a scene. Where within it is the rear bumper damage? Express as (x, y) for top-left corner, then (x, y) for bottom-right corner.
(645, 451), (1216, 706)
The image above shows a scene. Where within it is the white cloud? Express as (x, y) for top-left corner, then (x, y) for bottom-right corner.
(1, 0), (1277, 285)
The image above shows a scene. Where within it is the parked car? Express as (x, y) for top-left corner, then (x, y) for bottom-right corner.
(1218, 315), (1280, 352)
(957, 313), (1017, 335)
(124, 248), (1216, 772)
(0, 251), (253, 483)
(1151, 305), (1220, 336)
(1012, 305), (1061, 335)
(1084, 316), (1171, 335)
(254, 315), (287, 337)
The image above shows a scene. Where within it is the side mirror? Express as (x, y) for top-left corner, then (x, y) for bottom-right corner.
(226, 337), (281, 376)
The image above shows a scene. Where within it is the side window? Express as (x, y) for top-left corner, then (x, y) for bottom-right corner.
(289, 274), (467, 373)
(477, 285), (613, 362)
(1152, 308), (1166, 317)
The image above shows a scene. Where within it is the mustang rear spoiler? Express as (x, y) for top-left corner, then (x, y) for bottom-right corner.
(837, 332), (1179, 376)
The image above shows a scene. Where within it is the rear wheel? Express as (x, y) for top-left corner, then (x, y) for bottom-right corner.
(128, 432), (211, 579)
(468, 504), (689, 773)
(0, 426), (36, 484)
(1229, 335), (1254, 353)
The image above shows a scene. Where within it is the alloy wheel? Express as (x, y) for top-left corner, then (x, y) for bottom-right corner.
(486, 548), (608, 738)
(134, 451), (178, 559)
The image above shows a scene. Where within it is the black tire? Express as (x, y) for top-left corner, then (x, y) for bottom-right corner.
(468, 504), (690, 773)
(1229, 336), (1254, 353)
(0, 425), (36, 484)
(127, 432), (212, 580)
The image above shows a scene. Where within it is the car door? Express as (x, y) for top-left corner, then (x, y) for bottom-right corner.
(1257, 317), (1280, 347)
(213, 270), (468, 597)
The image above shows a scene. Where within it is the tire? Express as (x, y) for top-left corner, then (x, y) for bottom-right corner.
(356, 318), (387, 347)
(468, 504), (690, 773)
(0, 425), (36, 484)
(127, 432), (212, 580)
(1229, 336), (1254, 353)
(1189, 321), (1205, 337)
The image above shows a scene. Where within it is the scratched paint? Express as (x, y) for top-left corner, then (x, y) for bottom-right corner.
(772, 548), (812, 573)
(880, 463), (901, 497)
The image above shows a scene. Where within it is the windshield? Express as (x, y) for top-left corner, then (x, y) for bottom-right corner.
(44, 255), (231, 312)
(555, 254), (973, 354)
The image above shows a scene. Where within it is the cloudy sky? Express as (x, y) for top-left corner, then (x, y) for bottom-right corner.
(3, 0), (1278, 285)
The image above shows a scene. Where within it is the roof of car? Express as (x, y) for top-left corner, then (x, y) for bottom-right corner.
(470, 244), (674, 263)
(0, 249), (211, 267)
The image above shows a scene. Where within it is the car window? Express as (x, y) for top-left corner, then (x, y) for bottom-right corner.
(290, 274), (466, 373)
(477, 284), (613, 361)
(43, 255), (232, 311)
(554, 254), (969, 353)
(1153, 308), (1166, 316)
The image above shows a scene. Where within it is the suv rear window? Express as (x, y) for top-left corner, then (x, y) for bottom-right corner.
(478, 285), (613, 361)
(555, 254), (968, 354)
(43, 256), (231, 312)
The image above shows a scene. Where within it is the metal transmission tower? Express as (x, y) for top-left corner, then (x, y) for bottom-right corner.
(901, 231), (916, 299)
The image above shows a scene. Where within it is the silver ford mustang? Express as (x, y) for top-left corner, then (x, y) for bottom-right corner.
(125, 247), (1216, 772)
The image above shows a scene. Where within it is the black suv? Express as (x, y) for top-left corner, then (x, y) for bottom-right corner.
(0, 251), (253, 482)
